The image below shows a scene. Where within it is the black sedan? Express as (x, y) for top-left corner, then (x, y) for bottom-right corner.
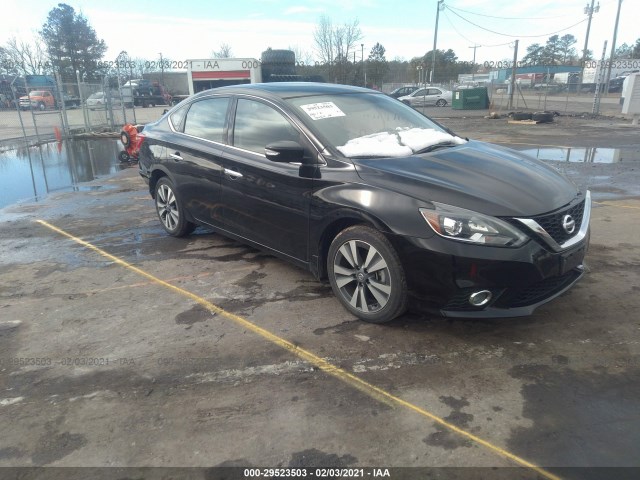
(138, 83), (590, 323)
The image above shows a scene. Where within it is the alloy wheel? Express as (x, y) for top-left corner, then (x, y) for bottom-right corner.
(332, 239), (392, 314)
(156, 184), (179, 232)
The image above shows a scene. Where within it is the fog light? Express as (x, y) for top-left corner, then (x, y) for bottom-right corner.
(469, 290), (492, 307)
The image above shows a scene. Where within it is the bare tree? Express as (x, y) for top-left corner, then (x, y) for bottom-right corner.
(313, 15), (335, 66)
(313, 15), (363, 84)
(3, 36), (50, 75)
(132, 57), (153, 78)
(211, 43), (233, 58)
(288, 45), (314, 65)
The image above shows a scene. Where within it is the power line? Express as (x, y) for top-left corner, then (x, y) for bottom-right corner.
(441, 10), (513, 48)
(445, 6), (589, 38)
(445, 4), (574, 20)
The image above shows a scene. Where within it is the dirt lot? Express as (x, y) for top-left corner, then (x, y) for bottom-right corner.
(0, 114), (639, 480)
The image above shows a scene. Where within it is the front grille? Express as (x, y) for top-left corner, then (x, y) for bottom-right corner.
(498, 269), (582, 308)
(531, 199), (585, 245)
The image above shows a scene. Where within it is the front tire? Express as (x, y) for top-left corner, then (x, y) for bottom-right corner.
(154, 177), (195, 237)
(328, 226), (407, 323)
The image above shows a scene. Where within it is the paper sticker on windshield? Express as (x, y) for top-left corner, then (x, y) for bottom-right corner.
(300, 102), (346, 120)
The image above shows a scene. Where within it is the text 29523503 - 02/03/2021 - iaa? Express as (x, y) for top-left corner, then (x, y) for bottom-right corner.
(136, 82), (590, 323)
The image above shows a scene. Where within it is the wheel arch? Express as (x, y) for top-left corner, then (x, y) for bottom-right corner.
(149, 168), (169, 198)
(315, 211), (390, 280)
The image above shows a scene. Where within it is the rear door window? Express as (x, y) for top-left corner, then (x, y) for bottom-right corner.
(182, 97), (230, 143)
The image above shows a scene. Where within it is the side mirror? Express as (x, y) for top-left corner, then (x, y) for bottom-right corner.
(265, 141), (305, 163)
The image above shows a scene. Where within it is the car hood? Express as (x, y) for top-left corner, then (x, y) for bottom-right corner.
(352, 140), (580, 217)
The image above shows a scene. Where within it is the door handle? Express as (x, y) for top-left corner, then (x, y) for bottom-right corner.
(170, 152), (183, 161)
(224, 168), (243, 179)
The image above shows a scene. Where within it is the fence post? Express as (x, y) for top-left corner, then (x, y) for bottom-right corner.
(11, 79), (30, 147)
(23, 78), (40, 144)
(76, 71), (90, 132)
(55, 71), (70, 138)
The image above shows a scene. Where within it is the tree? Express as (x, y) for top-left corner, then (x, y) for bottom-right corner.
(541, 35), (562, 65)
(522, 43), (544, 65)
(313, 15), (362, 84)
(211, 43), (233, 58)
(558, 34), (578, 65)
(367, 42), (388, 88)
(419, 49), (472, 83)
(615, 39), (640, 59)
(40, 3), (107, 81)
(2, 37), (50, 75)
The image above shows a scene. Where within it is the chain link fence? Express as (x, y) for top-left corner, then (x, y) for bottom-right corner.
(0, 73), (162, 148)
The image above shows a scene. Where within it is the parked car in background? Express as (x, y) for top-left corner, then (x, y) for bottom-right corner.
(63, 94), (81, 108)
(86, 91), (122, 110)
(18, 90), (56, 110)
(138, 82), (590, 324)
(388, 86), (419, 98)
(398, 87), (452, 107)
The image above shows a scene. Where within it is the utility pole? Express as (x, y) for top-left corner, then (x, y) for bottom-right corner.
(361, 44), (365, 87)
(604, 0), (624, 92)
(593, 40), (608, 114)
(579, 1), (600, 93)
(430, 0), (444, 84)
(159, 52), (165, 85)
(468, 45), (480, 81)
(508, 40), (519, 110)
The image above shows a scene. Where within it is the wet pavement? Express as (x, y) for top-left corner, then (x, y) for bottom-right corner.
(0, 139), (129, 209)
(0, 114), (639, 479)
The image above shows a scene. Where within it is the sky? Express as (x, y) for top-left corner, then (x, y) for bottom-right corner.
(2, 0), (636, 67)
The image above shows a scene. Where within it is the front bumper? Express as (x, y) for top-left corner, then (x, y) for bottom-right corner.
(391, 196), (591, 318)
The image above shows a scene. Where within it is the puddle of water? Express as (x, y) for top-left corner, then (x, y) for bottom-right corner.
(0, 139), (130, 209)
(516, 147), (640, 163)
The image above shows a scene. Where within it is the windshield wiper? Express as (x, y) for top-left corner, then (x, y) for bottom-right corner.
(414, 141), (459, 155)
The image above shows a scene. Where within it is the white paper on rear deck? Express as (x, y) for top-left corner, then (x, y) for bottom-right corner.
(300, 102), (346, 120)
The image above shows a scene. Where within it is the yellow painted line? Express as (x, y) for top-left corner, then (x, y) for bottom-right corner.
(36, 219), (561, 480)
(594, 201), (640, 210)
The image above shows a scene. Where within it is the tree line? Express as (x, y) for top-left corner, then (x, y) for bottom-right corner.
(1, 3), (639, 87)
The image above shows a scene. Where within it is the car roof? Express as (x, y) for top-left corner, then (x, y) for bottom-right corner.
(192, 82), (381, 101)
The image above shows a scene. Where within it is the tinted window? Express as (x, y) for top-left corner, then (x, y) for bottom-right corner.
(233, 99), (299, 154)
(183, 97), (230, 142)
(169, 105), (189, 132)
(169, 104), (189, 132)
(414, 89), (427, 96)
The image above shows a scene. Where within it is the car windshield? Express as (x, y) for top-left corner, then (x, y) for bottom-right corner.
(88, 92), (103, 99)
(286, 92), (466, 158)
(30, 91), (46, 96)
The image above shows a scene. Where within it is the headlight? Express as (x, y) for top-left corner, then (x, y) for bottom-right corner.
(420, 204), (528, 247)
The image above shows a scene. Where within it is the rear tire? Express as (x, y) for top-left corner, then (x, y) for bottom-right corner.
(154, 177), (195, 237)
(328, 226), (407, 323)
(436, 99), (447, 107)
